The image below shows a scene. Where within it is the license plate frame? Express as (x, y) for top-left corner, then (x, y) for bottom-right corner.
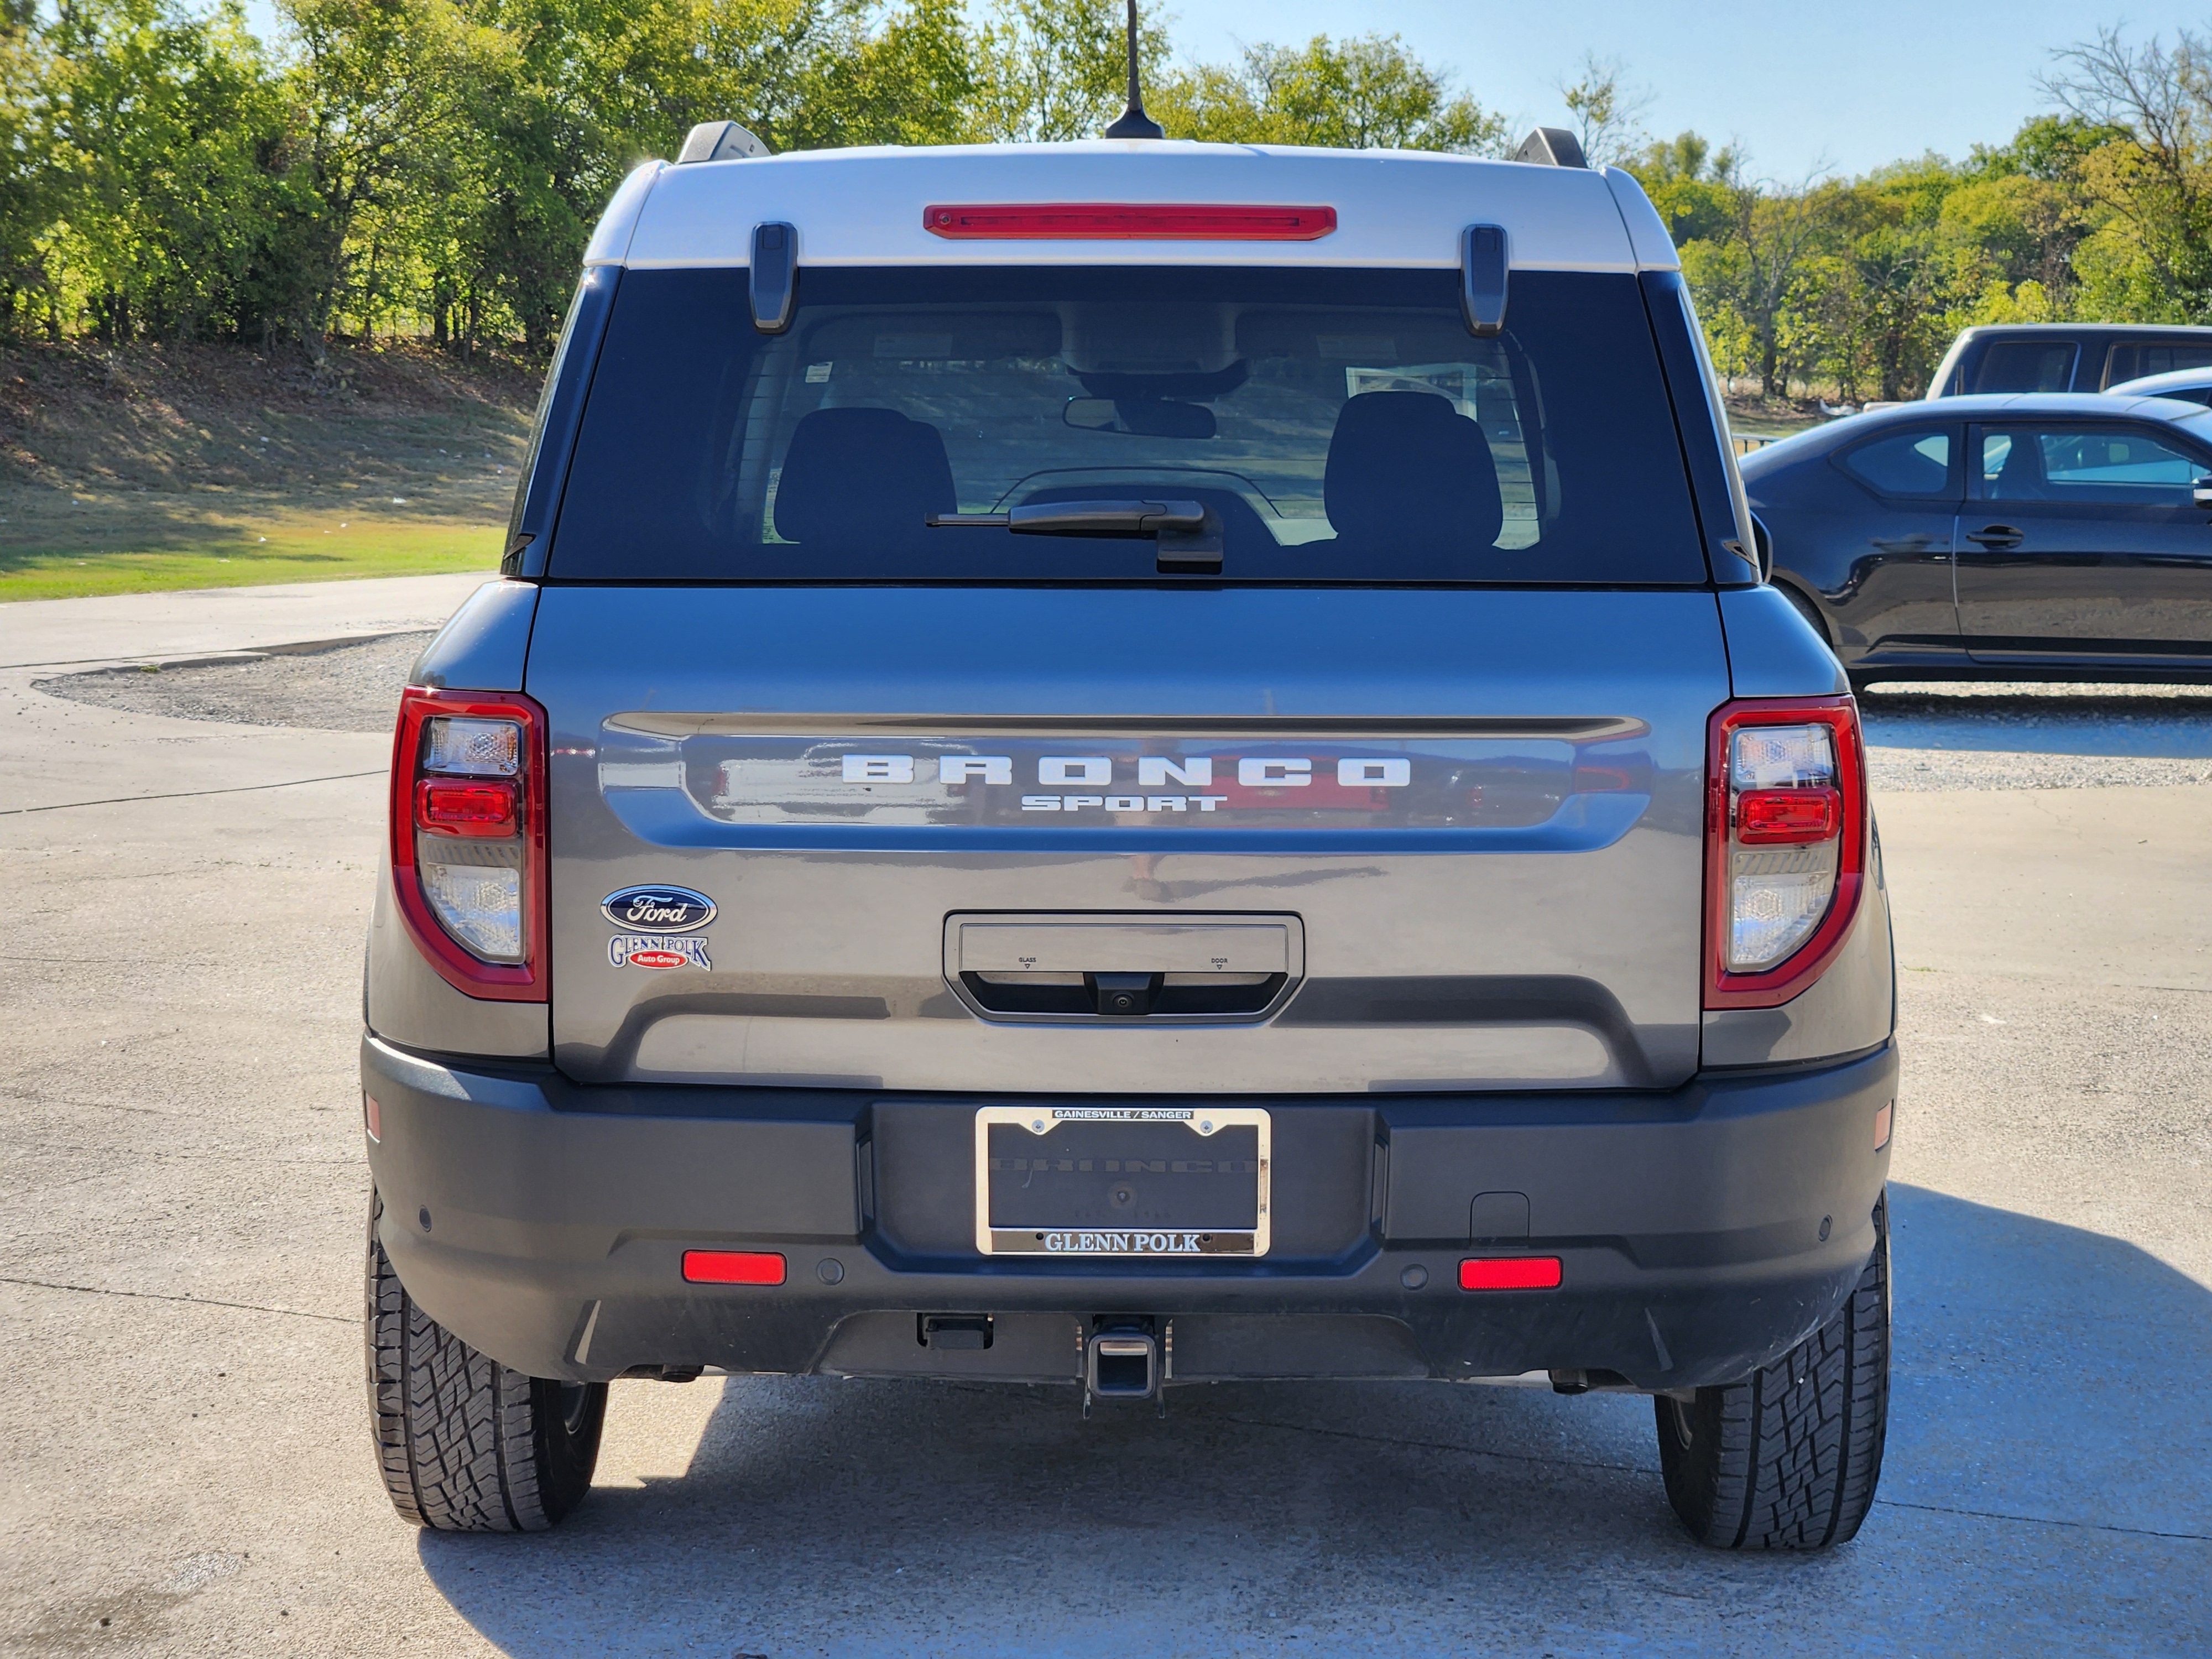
(973, 1104), (1272, 1258)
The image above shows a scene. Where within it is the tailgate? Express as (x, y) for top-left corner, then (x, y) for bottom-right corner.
(531, 585), (1724, 1093)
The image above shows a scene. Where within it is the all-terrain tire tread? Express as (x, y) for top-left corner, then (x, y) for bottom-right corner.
(1657, 1194), (1890, 1550)
(365, 1191), (581, 1532)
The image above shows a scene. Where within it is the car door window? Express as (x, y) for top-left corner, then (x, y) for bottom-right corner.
(1969, 341), (2078, 394)
(1979, 426), (2202, 505)
(1838, 428), (1956, 497)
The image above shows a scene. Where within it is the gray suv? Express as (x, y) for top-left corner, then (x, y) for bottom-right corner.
(362, 128), (1898, 1549)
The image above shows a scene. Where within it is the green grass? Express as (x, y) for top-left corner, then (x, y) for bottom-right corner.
(0, 337), (536, 602)
(0, 513), (503, 601)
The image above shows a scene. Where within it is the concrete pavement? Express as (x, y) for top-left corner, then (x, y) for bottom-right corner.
(0, 579), (2205, 1656)
(0, 571), (492, 671)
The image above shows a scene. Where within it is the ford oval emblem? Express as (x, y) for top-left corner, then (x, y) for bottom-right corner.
(601, 885), (716, 933)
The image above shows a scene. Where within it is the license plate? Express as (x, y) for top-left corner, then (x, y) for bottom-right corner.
(973, 1105), (1271, 1257)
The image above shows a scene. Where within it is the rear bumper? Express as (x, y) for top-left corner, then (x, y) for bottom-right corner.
(361, 1034), (1896, 1392)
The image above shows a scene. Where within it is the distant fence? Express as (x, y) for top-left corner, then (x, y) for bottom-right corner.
(1734, 434), (1781, 455)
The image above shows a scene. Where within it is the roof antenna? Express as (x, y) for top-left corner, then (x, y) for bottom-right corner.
(1102, 0), (1164, 140)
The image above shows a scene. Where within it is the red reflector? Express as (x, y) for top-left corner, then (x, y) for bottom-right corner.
(363, 1094), (381, 1143)
(682, 1250), (786, 1286)
(1459, 1256), (1562, 1291)
(922, 202), (1337, 241)
(415, 778), (518, 837)
(1874, 1099), (1894, 1150)
(1736, 787), (1841, 844)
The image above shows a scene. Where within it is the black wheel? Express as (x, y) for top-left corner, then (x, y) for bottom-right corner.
(1655, 1191), (1890, 1550)
(366, 1191), (607, 1531)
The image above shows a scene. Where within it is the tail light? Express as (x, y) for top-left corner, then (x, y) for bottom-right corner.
(1705, 697), (1867, 1009)
(390, 687), (547, 1001)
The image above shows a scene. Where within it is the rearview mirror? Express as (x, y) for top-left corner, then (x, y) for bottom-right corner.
(1064, 397), (1215, 439)
(2194, 475), (2212, 508)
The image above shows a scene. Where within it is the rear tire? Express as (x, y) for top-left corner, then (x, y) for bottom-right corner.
(1655, 1191), (1890, 1550)
(366, 1191), (607, 1531)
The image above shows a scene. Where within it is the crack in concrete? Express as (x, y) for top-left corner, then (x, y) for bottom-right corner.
(0, 770), (382, 816)
(0, 1274), (353, 1325)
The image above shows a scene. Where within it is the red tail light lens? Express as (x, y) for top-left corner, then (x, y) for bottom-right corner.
(682, 1250), (787, 1285)
(415, 778), (518, 837)
(389, 687), (547, 1002)
(1706, 697), (1867, 1009)
(1459, 1256), (1563, 1291)
(922, 202), (1338, 240)
(1735, 787), (1841, 844)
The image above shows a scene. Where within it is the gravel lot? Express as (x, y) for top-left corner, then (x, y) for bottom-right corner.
(31, 631), (434, 734)
(1861, 679), (2212, 790)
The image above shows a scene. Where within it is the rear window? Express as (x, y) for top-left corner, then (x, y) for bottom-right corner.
(1838, 427), (1956, 497)
(1968, 340), (2078, 394)
(547, 265), (1708, 585)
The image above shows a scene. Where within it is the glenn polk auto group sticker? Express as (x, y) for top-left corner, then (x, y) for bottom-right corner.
(602, 884), (714, 970)
(609, 934), (712, 971)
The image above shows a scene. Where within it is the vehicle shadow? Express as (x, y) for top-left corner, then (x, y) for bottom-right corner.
(417, 1183), (2212, 1659)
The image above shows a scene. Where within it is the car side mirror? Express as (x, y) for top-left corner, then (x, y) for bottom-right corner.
(1751, 513), (1775, 582)
(2194, 476), (2212, 508)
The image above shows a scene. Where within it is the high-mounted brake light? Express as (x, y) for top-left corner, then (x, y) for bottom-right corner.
(1705, 697), (1867, 1009)
(922, 202), (1337, 241)
(390, 687), (548, 1001)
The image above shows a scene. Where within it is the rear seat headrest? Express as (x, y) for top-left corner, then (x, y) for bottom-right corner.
(1323, 390), (1503, 554)
(773, 408), (957, 550)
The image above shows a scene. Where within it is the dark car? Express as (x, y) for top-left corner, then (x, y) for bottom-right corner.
(1743, 392), (2212, 684)
(1927, 322), (2212, 398)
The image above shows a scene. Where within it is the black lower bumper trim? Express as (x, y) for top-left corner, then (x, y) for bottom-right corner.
(361, 1035), (1896, 1391)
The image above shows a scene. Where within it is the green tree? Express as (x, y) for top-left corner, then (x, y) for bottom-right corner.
(2046, 26), (2212, 321)
(1559, 53), (1648, 168)
(35, 0), (305, 342)
(1152, 32), (1508, 154)
(968, 0), (1164, 143)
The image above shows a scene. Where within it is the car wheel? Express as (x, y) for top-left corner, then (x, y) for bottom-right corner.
(1654, 1191), (1890, 1550)
(366, 1190), (607, 1531)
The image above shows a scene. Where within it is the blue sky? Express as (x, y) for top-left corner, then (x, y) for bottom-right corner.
(1168, 1), (2203, 177)
(238, 0), (2205, 179)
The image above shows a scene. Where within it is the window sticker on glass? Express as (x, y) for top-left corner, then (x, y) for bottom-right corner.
(805, 362), (832, 383)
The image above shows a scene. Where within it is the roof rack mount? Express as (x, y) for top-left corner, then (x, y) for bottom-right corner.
(1514, 128), (1588, 169)
(678, 121), (771, 164)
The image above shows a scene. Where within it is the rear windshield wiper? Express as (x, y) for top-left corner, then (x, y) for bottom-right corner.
(928, 498), (1222, 573)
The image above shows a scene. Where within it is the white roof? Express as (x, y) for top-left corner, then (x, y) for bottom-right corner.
(583, 141), (1679, 274)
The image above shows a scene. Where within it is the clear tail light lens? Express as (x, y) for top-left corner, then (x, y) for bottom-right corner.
(1706, 698), (1867, 1009)
(390, 689), (547, 1001)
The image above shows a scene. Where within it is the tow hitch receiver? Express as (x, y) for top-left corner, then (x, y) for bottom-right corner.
(1084, 1320), (1160, 1414)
